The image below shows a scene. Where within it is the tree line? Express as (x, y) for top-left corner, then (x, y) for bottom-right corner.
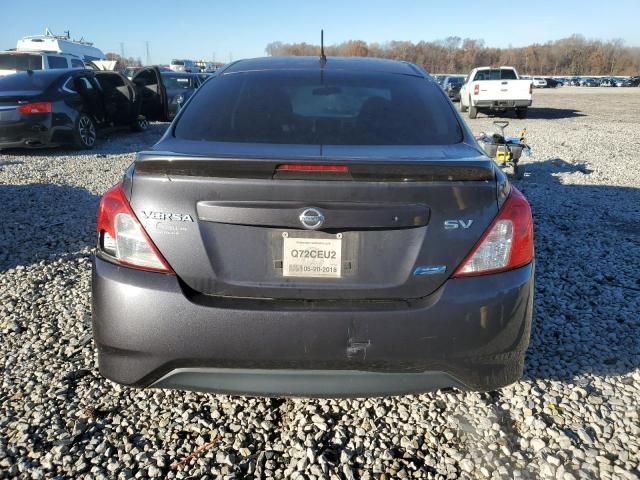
(265, 35), (640, 76)
(104, 53), (143, 68)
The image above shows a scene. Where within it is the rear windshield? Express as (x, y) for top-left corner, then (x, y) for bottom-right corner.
(473, 69), (518, 81)
(448, 77), (464, 84)
(0, 72), (57, 92)
(0, 54), (42, 71)
(162, 75), (195, 89)
(171, 60), (184, 66)
(175, 70), (462, 145)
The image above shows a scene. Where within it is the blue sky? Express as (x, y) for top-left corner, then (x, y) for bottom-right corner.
(2, 0), (639, 64)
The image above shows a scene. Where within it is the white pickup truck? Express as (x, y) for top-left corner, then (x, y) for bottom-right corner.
(459, 66), (532, 119)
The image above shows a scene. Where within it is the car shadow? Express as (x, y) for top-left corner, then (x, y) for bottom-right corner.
(525, 108), (587, 120)
(0, 183), (100, 271)
(481, 108), (586, 120)
(0, 122), (168, 158)
(513, 157), (640, 382)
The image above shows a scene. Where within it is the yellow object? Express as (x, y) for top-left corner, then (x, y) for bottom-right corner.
(496, 146), (512, 164)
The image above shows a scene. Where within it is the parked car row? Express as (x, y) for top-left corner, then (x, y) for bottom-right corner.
(0, 67), (207, 150)
(555, 76), (640, 87)
(170, 59), (218, 73)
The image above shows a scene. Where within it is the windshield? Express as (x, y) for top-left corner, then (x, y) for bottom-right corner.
(474, 69), (518, 81)
(171, 60), (185, 66)
(162, 75), (195, 89)
(0, 54), (42, 71)
(175, 70), (462, 145)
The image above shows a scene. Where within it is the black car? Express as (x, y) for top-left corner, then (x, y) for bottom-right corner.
(582, 78), (600, 87)
(439, 75), (465, 101)
(543, 78), (563, 88)
(617, 77), (640, 87)
(130, 68), (203, 120)
(92, 56), (534, 397)
(0, 69), (157, 150)
(159, 72), (202, 119)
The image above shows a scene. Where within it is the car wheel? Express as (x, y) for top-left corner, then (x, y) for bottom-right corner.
(516, 107), (528, 119)
(74, 113), (96, 149)
(468, 102), (478, 119)
(459, 98), (468, 112)
(131, 116), (149, 132)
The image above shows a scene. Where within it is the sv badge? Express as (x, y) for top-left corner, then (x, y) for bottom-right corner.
(444, 219), (473, 230)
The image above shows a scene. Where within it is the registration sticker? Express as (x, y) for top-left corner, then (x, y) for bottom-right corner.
(282, 234), (342, 278)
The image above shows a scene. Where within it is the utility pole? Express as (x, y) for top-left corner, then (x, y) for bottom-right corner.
(229, 52), (233, 62)
(145, 41), (151, 66)
(120, 42), (125, 60)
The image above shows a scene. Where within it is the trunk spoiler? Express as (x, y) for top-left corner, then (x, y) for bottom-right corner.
(134, 151), (495, 182)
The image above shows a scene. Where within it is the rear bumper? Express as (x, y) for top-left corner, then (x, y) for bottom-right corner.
(474, 99), (532, 109)
(0, 116), (55, 149)
(92, 256), (534, 397)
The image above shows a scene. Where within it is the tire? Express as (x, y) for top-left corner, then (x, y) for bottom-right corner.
(468, 101), (478, 119)
(516, 107), (528, 119)
(459, 98), (468, 112)
(73, 113), (97, 149)
(130, 115), (149, 132)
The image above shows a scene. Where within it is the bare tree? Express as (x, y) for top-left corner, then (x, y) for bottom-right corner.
(266, 36), (640, 75)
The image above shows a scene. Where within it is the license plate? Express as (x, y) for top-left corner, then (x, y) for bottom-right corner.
(282, 236), (341, 278)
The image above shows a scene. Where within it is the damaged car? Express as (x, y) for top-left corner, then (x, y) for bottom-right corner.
(92, 56), (535, 397)
(0, 68), (156, 150)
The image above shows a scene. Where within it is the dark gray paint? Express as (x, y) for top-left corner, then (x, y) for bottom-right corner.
(93, 56), (535, 395)
(92, 256), (533, 395)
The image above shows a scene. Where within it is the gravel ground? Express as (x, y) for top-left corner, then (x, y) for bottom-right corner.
(1, 88), (639, 479)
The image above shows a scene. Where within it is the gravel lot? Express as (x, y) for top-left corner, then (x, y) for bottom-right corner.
(1, 88), (639, 479)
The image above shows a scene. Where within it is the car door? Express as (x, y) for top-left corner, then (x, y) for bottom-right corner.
(70, 73), (108, 125)
(132, 67), (168, 121)
(95, 72), (140, 126)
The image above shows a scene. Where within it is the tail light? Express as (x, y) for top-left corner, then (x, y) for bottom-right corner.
(529, 82), (533, 94)
(473, 84), (479, 95)
(277, 164), (348, 172)
(17, 102), (52, 114)
(96, 182), (174, 273)
(453, 187), (533, 277)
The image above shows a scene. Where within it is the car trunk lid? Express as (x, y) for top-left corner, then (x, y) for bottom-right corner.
(129, 142), (498, 300)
